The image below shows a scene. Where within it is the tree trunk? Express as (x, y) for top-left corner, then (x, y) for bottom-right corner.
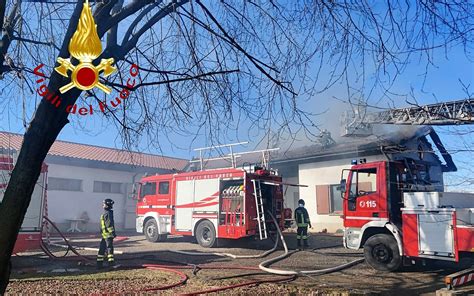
(0, 82), (82, 295)
(0, 2), (83, 293)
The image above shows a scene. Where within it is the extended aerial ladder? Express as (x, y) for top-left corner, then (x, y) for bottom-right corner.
(342, 98), (474, 137)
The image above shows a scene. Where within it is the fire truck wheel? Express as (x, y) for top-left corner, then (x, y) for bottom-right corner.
(144, 219), (166, 242)
(196, 220), (216, 248)
(364, 234), (401, 272)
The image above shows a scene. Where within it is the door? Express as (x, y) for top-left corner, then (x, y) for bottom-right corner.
(175, 180), (195, 231)
(22, 172), (46, 231)
(418, 213), (454, 257)
(157, 180), (171, 205)
(345, 164), (385, 223)
(123, 183), (137, 229)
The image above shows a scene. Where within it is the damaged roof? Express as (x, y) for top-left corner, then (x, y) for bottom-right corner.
(272, 126), (434, 164)
(189, 126), (453, 170)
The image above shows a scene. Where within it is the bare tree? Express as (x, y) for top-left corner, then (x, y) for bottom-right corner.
(0, 0), (473, 292)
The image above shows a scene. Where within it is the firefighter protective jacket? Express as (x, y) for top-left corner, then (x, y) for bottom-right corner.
(294, 206), (310, 227)
(100, 209), (116, 239)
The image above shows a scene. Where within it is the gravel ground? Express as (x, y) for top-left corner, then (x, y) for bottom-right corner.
(6, 233), (474, 295)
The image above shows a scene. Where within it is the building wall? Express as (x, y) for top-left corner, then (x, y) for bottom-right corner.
(47, 163), (144, 232)
(299, 155), (386, 233)
(274, 164), (300, 210)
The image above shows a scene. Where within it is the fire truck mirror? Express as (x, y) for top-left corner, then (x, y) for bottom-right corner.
(339, 179), (347, 193)
(129, 183), (139, 200)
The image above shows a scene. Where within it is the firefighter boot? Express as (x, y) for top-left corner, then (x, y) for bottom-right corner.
(107, 254), (115, 267)
(297, 239), (302, 250)
(96, 254), (104, 269)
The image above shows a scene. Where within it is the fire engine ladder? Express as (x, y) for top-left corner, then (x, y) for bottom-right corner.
(190, 142), (280, 171)
(0, 138), (15, 189)
(252, 179), (267, 240)
(342, 98), (474, 137)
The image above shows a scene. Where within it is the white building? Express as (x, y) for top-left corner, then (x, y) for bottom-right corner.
(0, 132), (188, 231)
(272, 127), (455, 233)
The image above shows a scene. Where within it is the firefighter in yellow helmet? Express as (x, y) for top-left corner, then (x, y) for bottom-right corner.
(295, 199), (311, 249)
(97, 198), (116, 269)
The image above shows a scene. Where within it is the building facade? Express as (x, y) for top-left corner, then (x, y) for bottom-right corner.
(0, 132), (188, 232)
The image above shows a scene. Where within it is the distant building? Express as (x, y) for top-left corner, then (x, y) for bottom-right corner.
(0, 132), (188, 231)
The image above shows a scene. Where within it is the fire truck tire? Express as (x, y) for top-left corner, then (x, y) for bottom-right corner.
(144, 219), (166, 243)
(195, 220), (216, 248)
(364, 234), (401, 272)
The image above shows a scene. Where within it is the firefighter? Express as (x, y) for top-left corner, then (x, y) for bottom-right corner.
(295, 199), (311, 249)
(97, 198), (116, 269)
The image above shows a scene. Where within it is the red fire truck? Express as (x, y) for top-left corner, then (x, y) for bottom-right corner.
(341, 159), (474, 271)
(0, 154), (48, 253)
(135, 165), (284, 247)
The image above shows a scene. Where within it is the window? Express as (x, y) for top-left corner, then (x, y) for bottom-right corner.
(93, 181), (123, 194)
(354, 169), (377, 196)
(140, 182), (156, 198)
(158, 181), (169, 194)
(329, 184), (343, 213)
(49, 177), (82, 191)
(347, 168), (377, 211)
(316, 184), (345, 214)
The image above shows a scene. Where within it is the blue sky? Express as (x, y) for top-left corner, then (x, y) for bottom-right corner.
(0, 2), (473, 189)
(3, 44), (472, 155)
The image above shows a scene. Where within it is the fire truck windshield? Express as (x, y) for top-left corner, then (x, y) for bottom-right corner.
(140, 182), (156, 199)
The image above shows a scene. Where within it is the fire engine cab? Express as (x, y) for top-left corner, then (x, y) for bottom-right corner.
(135, 145), (284, 247)
(341, 160), (474, 271)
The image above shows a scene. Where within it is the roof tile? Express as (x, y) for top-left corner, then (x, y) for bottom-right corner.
(0, 132), (188, 171)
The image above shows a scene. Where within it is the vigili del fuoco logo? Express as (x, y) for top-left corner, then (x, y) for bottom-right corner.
(33, 0), (139, 116)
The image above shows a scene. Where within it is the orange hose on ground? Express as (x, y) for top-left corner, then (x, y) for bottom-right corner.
(142, 263), (295, 295)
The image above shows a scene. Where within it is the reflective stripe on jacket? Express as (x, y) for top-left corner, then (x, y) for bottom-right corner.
(294, 206), (310, 227)
(100, 210), (115, 239)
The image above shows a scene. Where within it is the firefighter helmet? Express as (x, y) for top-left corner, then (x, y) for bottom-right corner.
(103, 198), (114, 209)
(298, 199), (305, 206)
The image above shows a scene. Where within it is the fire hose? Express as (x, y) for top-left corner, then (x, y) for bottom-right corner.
(258, 212), (365, 275)
(39, 216), (293, 295)
(165, 212), (364, 276)
(168, 228), (280, 259)
(141, 264), (294, 295)
(38, 214), (363, 294)
(40, 216), (93, 262)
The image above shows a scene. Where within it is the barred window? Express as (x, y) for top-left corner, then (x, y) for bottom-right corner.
(49, 177), (82, 191)
(93, 181), (123, 194)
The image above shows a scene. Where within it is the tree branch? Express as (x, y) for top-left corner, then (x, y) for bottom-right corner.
(195, 0), (296, 96)
(104, 69), (239, 91)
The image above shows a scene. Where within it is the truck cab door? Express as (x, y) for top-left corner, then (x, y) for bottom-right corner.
(157, 180), (171, 205)
(344, 163), (386, 226)
(139, 181), (157, 206)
